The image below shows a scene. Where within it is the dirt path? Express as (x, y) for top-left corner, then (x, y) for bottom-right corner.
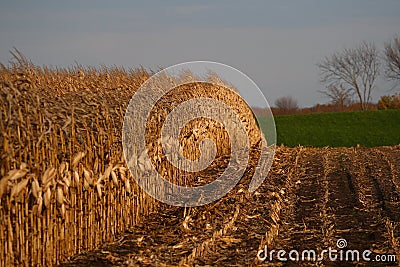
(59, 147), (399, 266)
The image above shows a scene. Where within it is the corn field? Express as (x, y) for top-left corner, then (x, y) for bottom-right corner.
(0, 54), (263, 266)
(0, 55), (159, 266)
(1, 53), (400, 266)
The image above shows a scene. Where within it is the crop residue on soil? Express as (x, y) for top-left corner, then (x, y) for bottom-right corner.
(60, 146), (400, 266)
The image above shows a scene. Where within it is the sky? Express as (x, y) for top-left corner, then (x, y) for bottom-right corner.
(0, 0), (399, 107)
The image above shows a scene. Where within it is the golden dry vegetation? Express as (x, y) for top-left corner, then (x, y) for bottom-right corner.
(0, 53), (154, 266)
(0, 52), (264, 266)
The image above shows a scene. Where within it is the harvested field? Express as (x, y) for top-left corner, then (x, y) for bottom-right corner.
(60, 146), (400, 266)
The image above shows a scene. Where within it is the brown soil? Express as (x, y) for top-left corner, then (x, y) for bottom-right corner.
(59, 146), (400, 266)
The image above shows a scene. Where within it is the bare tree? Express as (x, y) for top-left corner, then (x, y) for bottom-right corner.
(275, 96), (299, 114)
(318, 83), (353, 111)
(384, 36), (400, 82)
(317, 42), (380, 110)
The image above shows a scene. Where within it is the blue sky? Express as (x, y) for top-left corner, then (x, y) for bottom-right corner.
(1, 0), (399, 107)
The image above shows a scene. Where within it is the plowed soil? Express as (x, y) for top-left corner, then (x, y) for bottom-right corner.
(60, 146), (400, 266)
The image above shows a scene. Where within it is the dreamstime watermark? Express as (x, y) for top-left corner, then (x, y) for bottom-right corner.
(257, 238), (397, 263)
(122, 61), (276, 207)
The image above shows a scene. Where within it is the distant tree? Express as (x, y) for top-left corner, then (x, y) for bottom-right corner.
(384, 36), (400, 82)
(275, 96), (299, 114)
(318, 83), (353, 111)
(377, 94), (400, 110)
(317, 42), (380, 110)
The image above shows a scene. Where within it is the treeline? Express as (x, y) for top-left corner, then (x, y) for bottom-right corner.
(270, 93), (400, 116)
(271, 102), (377, 116)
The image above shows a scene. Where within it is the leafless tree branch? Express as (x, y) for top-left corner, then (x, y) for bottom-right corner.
(318, 83), (354, 110)
(384, 36), (400, 82)
(317, 42), (380, 110)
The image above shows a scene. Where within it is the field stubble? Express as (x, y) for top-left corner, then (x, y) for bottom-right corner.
(62, 146), (400, 266)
